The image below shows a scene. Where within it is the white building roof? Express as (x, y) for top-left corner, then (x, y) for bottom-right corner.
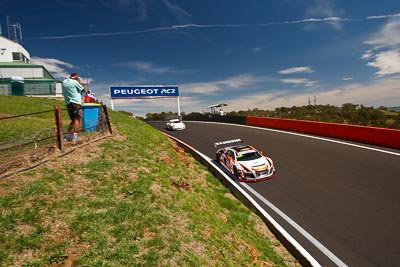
(0, 36), (30, 63)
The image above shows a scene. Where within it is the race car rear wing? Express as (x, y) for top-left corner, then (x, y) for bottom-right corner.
(213, 138), (243, 148)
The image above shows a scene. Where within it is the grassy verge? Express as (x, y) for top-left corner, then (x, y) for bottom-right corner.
(0, 96), (299, 266)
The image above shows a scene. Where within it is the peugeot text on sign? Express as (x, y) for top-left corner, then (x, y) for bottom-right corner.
(110, 85), (179, 99)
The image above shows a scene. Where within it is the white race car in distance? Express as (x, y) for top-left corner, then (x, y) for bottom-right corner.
(215, 138), (276, 182)
(165, 119), (186, 131)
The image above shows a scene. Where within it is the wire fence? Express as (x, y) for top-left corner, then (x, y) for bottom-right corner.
(0, 104), (113, 177)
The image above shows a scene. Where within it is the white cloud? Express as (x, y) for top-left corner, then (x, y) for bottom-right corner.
(304, 0), (344, 30)
(362, 18), (400, 76)
(252, 47), (265, 53)
(112, 97), (181, 116)
(277, 67), (316, 87)
(182, 74), (272, 94)
(280, 78), (316, 87)
(161, 0), (192, 23)
(360, 50), (373, 60)
(365, 49), (400, 76)
(219, 74), (269, 88)
(183, 82), (221, 94)
(342, 77), (353, 81)
(365, 18), (400, 48)
(117, 61), (192, 74)
(30, 56), (94, 83)
(278, 66), (314, 74)
(125, 61), (173, 74)
(317, 78), (400, 107)
(106, 0), (191, 23)
(366, 13), (400, 20)
(30, 57), (74, 79)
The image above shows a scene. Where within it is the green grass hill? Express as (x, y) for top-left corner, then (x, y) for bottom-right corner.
(0, 95), (298, 266)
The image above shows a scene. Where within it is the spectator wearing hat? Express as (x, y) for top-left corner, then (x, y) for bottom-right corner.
(62, 73), (86, 141)
(84, 90), (98, 103)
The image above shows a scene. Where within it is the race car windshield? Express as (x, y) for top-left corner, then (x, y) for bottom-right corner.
(236, 151), (262, 161)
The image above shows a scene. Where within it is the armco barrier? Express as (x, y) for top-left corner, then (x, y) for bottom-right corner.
(246, 116), (400, 150)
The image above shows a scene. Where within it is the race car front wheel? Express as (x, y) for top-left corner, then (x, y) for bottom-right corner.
(233, 166), (239, 179)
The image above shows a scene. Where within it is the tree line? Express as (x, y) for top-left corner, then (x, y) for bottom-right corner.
(144, 103), (400, 129)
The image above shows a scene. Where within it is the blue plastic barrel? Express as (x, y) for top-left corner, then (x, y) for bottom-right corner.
(82, 103), (101, 132)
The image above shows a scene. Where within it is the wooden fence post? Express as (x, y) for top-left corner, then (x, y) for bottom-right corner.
(102, 104), (113, 134)
(54, 105), (64, 151)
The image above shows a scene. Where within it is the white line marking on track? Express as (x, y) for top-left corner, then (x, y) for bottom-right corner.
(242, 183), (348, 267)
(204, 156), (324, 267)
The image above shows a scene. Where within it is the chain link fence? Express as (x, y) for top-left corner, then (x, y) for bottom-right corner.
(0, 104), (113, 177)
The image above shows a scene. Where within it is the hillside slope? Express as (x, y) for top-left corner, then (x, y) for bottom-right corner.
(0, 96), (299, 266)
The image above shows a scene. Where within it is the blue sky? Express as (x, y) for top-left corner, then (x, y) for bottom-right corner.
(1, 0), (400, 116)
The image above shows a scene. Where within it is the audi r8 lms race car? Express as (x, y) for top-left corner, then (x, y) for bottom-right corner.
(214, 138), (276, 182)
(165, 119), (186, 131)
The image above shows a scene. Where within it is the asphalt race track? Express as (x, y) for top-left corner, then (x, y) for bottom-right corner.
(147, 121), (400, 267)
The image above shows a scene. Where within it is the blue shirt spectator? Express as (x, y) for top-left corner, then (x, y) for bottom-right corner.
(62, 73), (85, 105)
(62, 73), (86, 141)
